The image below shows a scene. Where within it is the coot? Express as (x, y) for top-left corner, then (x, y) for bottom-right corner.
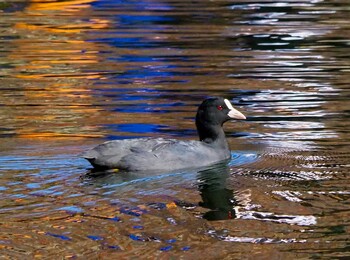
(82, 97), (246, 172)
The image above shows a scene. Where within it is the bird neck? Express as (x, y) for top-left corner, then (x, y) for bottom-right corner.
(196, 121), (229, 149)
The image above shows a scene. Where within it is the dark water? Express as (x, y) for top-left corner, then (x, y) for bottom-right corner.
(1, 0), (349, 258)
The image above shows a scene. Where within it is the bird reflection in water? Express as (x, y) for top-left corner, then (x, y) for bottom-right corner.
(197, 162), (237, 221)
(82, 160), (240, 222)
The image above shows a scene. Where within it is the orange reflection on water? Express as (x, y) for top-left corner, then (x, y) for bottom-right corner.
(14, 19), (108, 34)
(27, 0), (96, 11)
(18, 133), (103, 138)
(5, 0), (110, 139)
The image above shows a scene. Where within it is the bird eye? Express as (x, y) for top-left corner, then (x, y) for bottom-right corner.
(217, 105), (223, 110)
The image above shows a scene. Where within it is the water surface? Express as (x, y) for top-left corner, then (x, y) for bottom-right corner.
(0, 0), (349, 258)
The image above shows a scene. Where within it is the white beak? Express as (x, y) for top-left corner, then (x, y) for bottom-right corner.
(224, 99), (246, 120)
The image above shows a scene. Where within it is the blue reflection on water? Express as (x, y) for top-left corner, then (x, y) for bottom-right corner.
(91, 0), (172, 12)
(89, 37), (163, 49)
(118, 14), (175, 25)
(106, 123), (169, 134)
(88, 0), (200, 85)
(112, 102), (186, 114)
(113, 55), (200, 63)
(112, 68), (196, 79)
(229, 151), (259, 167)
(58, 206), (84, 213)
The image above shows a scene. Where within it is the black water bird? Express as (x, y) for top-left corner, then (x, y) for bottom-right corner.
(82, 97), (246, 173)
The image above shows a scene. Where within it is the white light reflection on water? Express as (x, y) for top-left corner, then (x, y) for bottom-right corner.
(264, 121), (325, 129)
(236, 211), (317, 225)
(222, 236), (308, 244)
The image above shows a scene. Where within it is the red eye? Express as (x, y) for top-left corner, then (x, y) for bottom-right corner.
(217, 105), (223, 110)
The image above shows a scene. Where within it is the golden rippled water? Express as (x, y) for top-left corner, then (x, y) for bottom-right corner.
(0, 0), (349, 258)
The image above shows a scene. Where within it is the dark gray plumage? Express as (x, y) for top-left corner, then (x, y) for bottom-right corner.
(82, 97), (246, 173)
